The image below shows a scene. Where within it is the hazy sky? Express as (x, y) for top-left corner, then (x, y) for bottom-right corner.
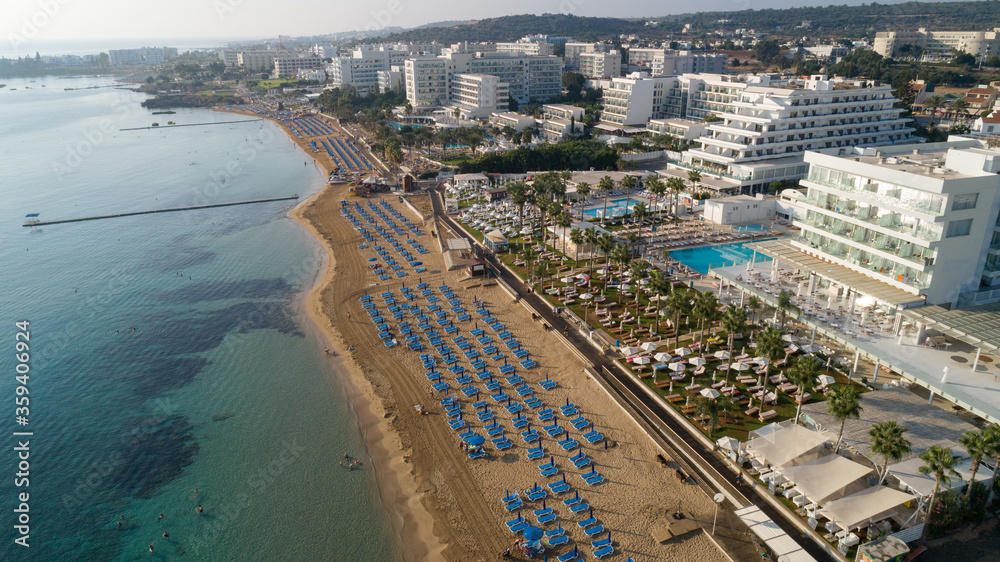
(3, 0), (925, 44)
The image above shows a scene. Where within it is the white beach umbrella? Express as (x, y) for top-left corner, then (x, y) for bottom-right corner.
(818, 374), (836, 387)
(640, 341), (660, 352)
(668, 362), (687, 372)
(781, 334), (799, 343)
(700, 388), (721, 400)
(620, 346), (640, 356)
(674, 347), (691, 357)
(561, 277), (574, 283)
(689, 356), (708, 366)
(633, 356), (651, 365)
(654, 352), (673, 363)
(620, 284), (632, 291)
(716, 436), (740, 451)
(714, 350), (731, 361)
(576, 273), (589, 280)
(732, 362), (750, 371)
(580, 293), (594, 300)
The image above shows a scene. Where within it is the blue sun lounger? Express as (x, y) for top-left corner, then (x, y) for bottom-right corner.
(548, 480), (570, 494)
(584, 525), (605, 537)
(578, 516), (598, 528)
(545, 525), (565, 538)
(556, 547), (577, 561)
(593, 545), (614, 559)
(584, 431), (604, 444)
(558, 438), (579, 451)
(592, 536), (612, 549)
(569, 501), (590, 513)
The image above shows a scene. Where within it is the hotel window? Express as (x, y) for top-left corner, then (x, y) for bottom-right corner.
(946, 219), (973, 238)
(952, 193), (978, 211)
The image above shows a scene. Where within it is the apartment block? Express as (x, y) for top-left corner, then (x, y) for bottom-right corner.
(274, 53), (325, 78)
(874, 28), (1000, 60)
(109, 47), (176, 66)
(578, 51), (621, 79)
(794, 140), (1000, 307)
(564, 42), (610, 70)
(489, 112), (537, 131)
(446, 73), (509, 119)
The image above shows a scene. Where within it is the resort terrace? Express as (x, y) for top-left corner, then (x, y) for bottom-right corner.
(710, 240), (1000, 424)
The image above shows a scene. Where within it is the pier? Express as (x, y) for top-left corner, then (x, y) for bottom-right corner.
(119, 118), (262, 131)
(23, 196), (298, 227)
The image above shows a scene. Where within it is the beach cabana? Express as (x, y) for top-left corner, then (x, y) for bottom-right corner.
(746, 424), (832, 469)
(777, 454), (873, 504)
(484, 229), (508, 252)
(818, 487), (916, 532)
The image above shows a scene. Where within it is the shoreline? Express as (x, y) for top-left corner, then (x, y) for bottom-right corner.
(222, 106), (446, 560)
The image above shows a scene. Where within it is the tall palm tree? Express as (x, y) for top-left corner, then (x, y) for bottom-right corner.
(632, 201), (648, 227)
(693, 291), (721, 349)
(827, 385), (863, 453)
(983, 424), (1000, 505)
(598, 175), (615, 227)
(584, 228), (599, 277)
(610, 243), (630, 300)
(508, 181), (529, 232)
(597, 233), (616, 290)
(754, 327), (785, 410)
(787, 356), (821, 424)
(949, 97), (970, 122)
(919, 446), (960, 542)
(926, 94), (945, 126)
(776, 289), (796, 329)
(695, 394), (733, 439)
(621, 175), (637, 218)
(747, 296), (762, 326)
(629, 260), (650, 320)
(626, 232), (641, 257)
(575, 181), (591, 205)
(721, 307), (747, 354)
(959, 429), (989, 500)
(666, 288), (689, 349)
(556, 211), (573, 257)
(687, 170), (702, 199)
(870, 421), (912, 485)
(569, 228), (584, 264)
(649, 268), (669, 334)
(667, 177), (686, 217)
(645, 176), (666, 221)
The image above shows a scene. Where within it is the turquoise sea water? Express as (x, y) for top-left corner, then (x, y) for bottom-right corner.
(670, 239), (775, 274)
(0, 77), (398, 561)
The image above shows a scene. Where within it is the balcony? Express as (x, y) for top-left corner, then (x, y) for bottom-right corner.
(796, 217), (932, 267)
(802, 173), (944, 217)
(798, 196), (943, 243)
(793, 236), (930, 290)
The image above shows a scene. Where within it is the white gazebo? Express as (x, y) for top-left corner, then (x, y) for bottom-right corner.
(819, 487), (916, 532)
(777, 454), (873, 504)
(746, 424), (833, 469)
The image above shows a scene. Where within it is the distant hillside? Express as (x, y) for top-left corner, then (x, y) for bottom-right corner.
(375, 2), (1000, 44)
(377, 14), (648, 44)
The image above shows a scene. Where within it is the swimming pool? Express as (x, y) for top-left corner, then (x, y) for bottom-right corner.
(669, 239), (775, 275)
(734, 224), (765, 232)
(582, 197), (641, 218)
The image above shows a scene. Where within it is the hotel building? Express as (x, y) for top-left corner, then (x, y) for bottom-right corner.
(874, 28), (1000, 60)
(274, 53), (325, 78)
(578, 51), (621, 79)
(446, 74), (509, 119)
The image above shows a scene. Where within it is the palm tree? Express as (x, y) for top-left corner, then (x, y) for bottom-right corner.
(508, 181), (529, 232)
(569, 228), (584, 264)
(667, 177), (685, 217)
(629, 260), (650, 320)
(621, 175), (637, 217)
(649, 268), (670, 334)
(645, 177), (666, 221)
(747, 296), (762, 326)
(584, 228), (599, 278)
(695, 394), (733, 438)
(959, 429), (989, 500)
(721, 307), (747, 355)
(666, 288), (689, 349)
(597, 233), (615, 290)
(787, 356), (820, 424)
(827, 385), (863, 453)
(556, 211), (573, 257)
(693, 291), (721, 349)
(870, 421), (912, 485)
(754, 327), (785, 410)
(575, 181), (591, 205)
(597, 175), (615, 227)
(919, 446), (961, 542)
(610, 243), (630, 299)
(625, 232), (641, 257)
(926, 94), (945, 126)
(776, 289), (796, 329)
(983, 424), (1000, 505)
(687, 170), (702, 199)
(949, 97), (970, 121)
(632, 201), (648, 227)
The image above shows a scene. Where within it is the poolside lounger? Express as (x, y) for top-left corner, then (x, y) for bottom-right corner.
(569, 501), (590, 514)
(537, 512), (557, 524)
(539, 379), (557, 390)
(545, 525), (566, 538)
(548, 481), (570, 494)
(584, 525), (605, 537)
(585, 474), (604, 486)
(578, 516), (598, 528)
(583, 431), (604, 444)
(591, 537), (612, 549)
(555, 546), (576, 561)
(505, 514), (525, 529)
(540, 465), (559, 478)
(533, 507), (553, 518)
(563, 494), (583, 507)
(468, 449), (487, 459)
(495, 439), (513, 450)
(559, 438), (579, 451)
(525, 489), (546, 502)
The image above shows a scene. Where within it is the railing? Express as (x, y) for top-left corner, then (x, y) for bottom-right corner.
(803, 174), (945, 217)
(670, 159), (752, 181)
(794, 236), (931, 289)
(799, 197), (943, 243)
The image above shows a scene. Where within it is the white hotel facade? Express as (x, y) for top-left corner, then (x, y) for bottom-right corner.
(794, 140), (1000, 307)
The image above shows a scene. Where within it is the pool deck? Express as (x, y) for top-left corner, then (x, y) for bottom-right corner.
(711, 261), (1000, 424)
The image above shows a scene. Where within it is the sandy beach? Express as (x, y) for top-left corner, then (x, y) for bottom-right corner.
(232, 105), (732, 561)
